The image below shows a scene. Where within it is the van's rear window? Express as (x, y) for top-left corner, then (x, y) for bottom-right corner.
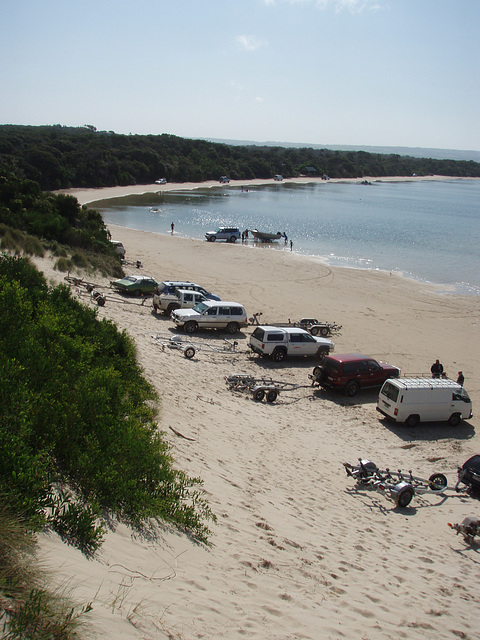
(381, 382), (399, 402)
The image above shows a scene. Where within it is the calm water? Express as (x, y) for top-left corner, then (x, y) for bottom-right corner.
(97, 179), (480, 295)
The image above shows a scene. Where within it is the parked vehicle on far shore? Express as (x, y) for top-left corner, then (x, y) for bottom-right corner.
(377, 377), (472, 427)
(205, 227), (241, 243)
(310, 353), (400, 397)
(249, 326), (334, 362)
(111, 275), (159, 296)
(219, 176), (230, 183)
(171, 301), (247, 334)
(153, 288), (208, 316)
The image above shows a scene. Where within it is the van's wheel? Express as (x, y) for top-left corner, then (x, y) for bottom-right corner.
(229, 236), (237, 243)
(310, 326), (319, 336)
(267, 390), (278, 403)
(254, 389), (265, 402)
(428, 473), (448, 491)
(184, 321), (198, 334)
(345, 381), (359, 397)
(405, 414), (419, 428)
(184, 346), (195, 359)
(395, 487), (414, 508)
(448, 413), (461, 426)
(209, 236), (216, 242)
(272, 349), (287, 362)
(226, 322), (239, 334)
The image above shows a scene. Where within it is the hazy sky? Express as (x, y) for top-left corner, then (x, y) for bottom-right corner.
(1, 0), (479, 150)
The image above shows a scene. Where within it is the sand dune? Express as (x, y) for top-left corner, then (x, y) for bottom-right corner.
(35, 185), (480, 639)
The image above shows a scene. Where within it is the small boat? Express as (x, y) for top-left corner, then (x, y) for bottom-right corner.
(251, 229), (284, 243)
(149, 207), (161, 213)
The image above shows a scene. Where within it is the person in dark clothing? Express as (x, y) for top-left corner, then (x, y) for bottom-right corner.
(457, 371), (465, 386)
(431, 359), (444, 378)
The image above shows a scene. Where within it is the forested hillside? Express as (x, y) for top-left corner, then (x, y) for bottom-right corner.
(1, 124), (479, 191)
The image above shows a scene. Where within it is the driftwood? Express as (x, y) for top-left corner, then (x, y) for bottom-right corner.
(169, 426), (196, 441)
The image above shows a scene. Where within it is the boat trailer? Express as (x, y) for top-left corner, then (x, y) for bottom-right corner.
(225, 373), (306, 403)
(249, 312), (342, 337)
(151, 334), (239, 359)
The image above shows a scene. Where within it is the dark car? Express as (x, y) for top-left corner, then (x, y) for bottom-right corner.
(310, 353), (400, 397)
(111, 275), (159, 296)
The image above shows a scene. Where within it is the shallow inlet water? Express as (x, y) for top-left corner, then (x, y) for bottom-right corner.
(97, 179), (480, 295)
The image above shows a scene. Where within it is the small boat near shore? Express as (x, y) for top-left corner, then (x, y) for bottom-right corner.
(251, 229), (285, 243)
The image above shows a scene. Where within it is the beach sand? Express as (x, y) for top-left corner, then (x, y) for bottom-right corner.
(35, 181), (480, 639)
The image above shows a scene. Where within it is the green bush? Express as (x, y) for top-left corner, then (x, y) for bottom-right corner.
(0, 255), (214, 554)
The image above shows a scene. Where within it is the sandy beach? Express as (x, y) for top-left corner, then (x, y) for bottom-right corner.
(36, 180), (480, 639)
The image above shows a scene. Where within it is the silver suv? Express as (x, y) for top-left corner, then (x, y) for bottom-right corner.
(205, 227), (241, 243)
(171, 301), (248, 334)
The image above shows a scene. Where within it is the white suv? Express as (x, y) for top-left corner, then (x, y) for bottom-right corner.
(249, 326), (334, 362)
(205, 227), (241, 243)
(171, 301), (248, 334)
(153, 289), (207, 315)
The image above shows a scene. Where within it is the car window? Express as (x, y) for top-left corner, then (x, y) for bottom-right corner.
(267, 333), (285, 342)
(381, 382), (399, 401)
(356, 361), (368, 373)
(231, 307), (243, 316)
(207, 307), (218, 315)
(323, 359), (340, 374)
(219, 307), (231, 315)
(290, 334), (302, 342)
(184, 293), (193, 302)
(343, 363), (357, 374)
(301, 333), (316, 342)
(252, 328), (265, 340)
(368, 360), (380, 371)
(194, 302), (209, 313)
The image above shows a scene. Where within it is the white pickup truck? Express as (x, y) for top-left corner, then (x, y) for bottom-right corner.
(249, 325), (334, 362)
(153, 288), (207, 315)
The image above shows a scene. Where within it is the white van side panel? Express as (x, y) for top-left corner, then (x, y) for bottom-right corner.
(378, 378), (472, 424)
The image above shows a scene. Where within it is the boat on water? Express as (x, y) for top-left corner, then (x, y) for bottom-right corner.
(251, 229), (285, 243)
(149, 207), (161, 213)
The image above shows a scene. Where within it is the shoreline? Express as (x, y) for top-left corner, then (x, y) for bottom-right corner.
(56, 176), (480, 297)
(55, 174), (475, 206)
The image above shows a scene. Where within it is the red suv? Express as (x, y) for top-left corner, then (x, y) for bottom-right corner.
(310, 353), (400, 397)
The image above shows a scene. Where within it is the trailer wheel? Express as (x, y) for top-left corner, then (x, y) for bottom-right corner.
(267, 390), (278, 403)
(254, 389), (265, 402)
(184, 346), (195, 359)
(448, 413), (461, 427)
(428, 473), (448, 491)
(320, 327), (329, 336)
(310, 326), (319, 336)
(395, 487), (414, 508)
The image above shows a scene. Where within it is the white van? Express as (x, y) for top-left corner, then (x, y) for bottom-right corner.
(377, 378), (472, 427)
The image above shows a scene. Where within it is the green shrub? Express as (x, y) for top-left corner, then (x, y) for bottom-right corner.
(0, 255), (214, 554)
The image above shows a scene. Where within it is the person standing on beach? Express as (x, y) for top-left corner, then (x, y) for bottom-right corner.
(430, 359), (444, 378)
(290, 239), (293, 251)
(171, 222), (174, 234)
(457, 371), (465, 386)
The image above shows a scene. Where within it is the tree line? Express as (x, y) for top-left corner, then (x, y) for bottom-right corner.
(1, 124), (479, 191)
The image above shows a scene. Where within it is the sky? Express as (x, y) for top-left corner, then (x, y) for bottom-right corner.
(1, 0), (479, 151)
